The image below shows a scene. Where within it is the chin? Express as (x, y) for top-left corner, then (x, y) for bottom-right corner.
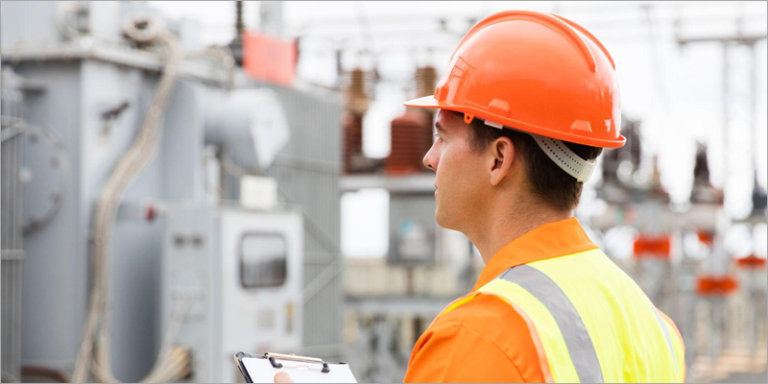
(434, 210), (455, 231)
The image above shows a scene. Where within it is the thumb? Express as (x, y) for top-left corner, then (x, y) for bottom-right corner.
(274, 371), (295, 383)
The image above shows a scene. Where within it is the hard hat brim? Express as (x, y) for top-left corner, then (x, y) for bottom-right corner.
(404, 96), (626, 149)
(404, 95), (441, 109)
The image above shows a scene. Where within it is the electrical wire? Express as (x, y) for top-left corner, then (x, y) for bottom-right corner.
(183, 46), (237, 90)
(71, 13), (189, 383)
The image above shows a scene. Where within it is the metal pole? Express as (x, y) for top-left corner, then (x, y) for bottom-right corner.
(750, 42), (759, 207)
(260, 1), (284, 37)
(721, 41), (730, 220)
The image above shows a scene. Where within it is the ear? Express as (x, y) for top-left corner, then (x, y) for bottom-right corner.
(488, 136), (515, 186)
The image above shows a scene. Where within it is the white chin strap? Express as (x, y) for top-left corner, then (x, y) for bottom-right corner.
(483, 120), (596, 182)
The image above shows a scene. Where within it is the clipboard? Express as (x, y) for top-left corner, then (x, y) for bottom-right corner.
(234, 352), (357, 383)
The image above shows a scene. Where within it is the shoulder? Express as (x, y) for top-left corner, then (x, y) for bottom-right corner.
(406, 292), (544, 382)
(434, 293), (537, 355)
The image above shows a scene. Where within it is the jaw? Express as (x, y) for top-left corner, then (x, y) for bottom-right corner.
(434, 200), (462, 233)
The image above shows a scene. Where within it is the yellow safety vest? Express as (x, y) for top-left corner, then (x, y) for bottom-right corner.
(441, 248), (685, 383)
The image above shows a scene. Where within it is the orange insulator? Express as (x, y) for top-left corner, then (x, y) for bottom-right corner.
(696, 275), (738, 296)
(735, 254), (767, 269)
(697, 231), (714, 246)
(633, 234), (671, 260)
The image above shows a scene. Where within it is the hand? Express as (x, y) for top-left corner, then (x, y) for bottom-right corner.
(274, 372), (295, 383)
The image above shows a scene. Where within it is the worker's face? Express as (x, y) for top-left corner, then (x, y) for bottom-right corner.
(423, 110), (489, 231)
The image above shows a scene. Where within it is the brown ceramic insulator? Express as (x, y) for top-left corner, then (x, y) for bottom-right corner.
(343, 112), (364, 173)
(415, 66), (438, 98)
(345, 68), (371, 115)
(387, 112), (433, 175)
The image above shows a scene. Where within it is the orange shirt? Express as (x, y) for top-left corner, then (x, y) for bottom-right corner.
(404, 218), (600, 383)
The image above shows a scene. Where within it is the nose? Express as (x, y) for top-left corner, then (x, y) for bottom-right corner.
(423, 142), (438, 172)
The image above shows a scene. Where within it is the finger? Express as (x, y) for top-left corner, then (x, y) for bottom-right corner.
(274, 371), (295, 383)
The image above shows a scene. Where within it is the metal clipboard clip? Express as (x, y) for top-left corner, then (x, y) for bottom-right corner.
(264, 352), (331, 373)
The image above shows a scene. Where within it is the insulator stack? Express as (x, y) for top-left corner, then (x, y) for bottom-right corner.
(342, 68), (374, 173)
(415, 66), (437, 99)
(343, 112), (364, 174)
(345, 68), (371, 116)
(602, 117), (642, 184)
(690, 143), (724, 204)
(387, 112), (432, 175)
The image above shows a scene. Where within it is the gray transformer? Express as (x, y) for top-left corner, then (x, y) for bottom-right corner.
(162, 205), (304, 383)
(1, 1), (343, 381)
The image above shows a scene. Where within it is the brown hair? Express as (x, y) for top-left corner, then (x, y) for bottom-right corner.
(465, 114), (603, 211)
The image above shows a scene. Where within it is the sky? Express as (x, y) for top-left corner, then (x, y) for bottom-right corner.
(152, 1), (768, 258)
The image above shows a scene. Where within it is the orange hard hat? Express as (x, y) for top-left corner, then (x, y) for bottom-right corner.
(405, 10), (625, 149)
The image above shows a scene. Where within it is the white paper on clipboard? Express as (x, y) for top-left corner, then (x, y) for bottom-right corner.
(237, 353), (357, 383)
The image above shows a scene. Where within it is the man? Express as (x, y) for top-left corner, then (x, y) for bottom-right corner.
(277, 10), (684, 383)
(400, 10), (685, 383)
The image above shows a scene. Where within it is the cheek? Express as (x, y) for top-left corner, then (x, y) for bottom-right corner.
(437, 146), (484, 196)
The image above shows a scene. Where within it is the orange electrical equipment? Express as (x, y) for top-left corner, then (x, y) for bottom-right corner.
(633, 235), (671, 259)
(696, 275), (738, 296)
(405, 11), (625, 149)
(243, 32), (297, 86)
(697, 231), (714, 246)
(735, 254), (768, 269)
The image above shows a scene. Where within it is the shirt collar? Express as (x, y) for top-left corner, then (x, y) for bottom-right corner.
(472, 217), (598, 292)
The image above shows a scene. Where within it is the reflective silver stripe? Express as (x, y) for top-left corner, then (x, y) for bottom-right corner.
(500, 265), (604, 383)
(653, 309), (680, 379)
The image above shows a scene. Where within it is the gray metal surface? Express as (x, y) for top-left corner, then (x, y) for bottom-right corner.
(2, 2), (345, 378)
(0, 1), (63, 47)
(389, 194), (437, 266)
(1, 71), (26, 382)
(12, 59), (175, 380)
(255, 82), (345, 362)
(6, 60), (206, 381)
(1, 2), (228, 85)
(344, 296), (452, 316)
(10, 62), (84, 374)
(5, 63), (343, 380)
(162, 205), (304, 382)
(339, 174), (435, 193)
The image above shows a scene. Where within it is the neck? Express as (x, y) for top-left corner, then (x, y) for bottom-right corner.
(467, 198), (573, 264)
